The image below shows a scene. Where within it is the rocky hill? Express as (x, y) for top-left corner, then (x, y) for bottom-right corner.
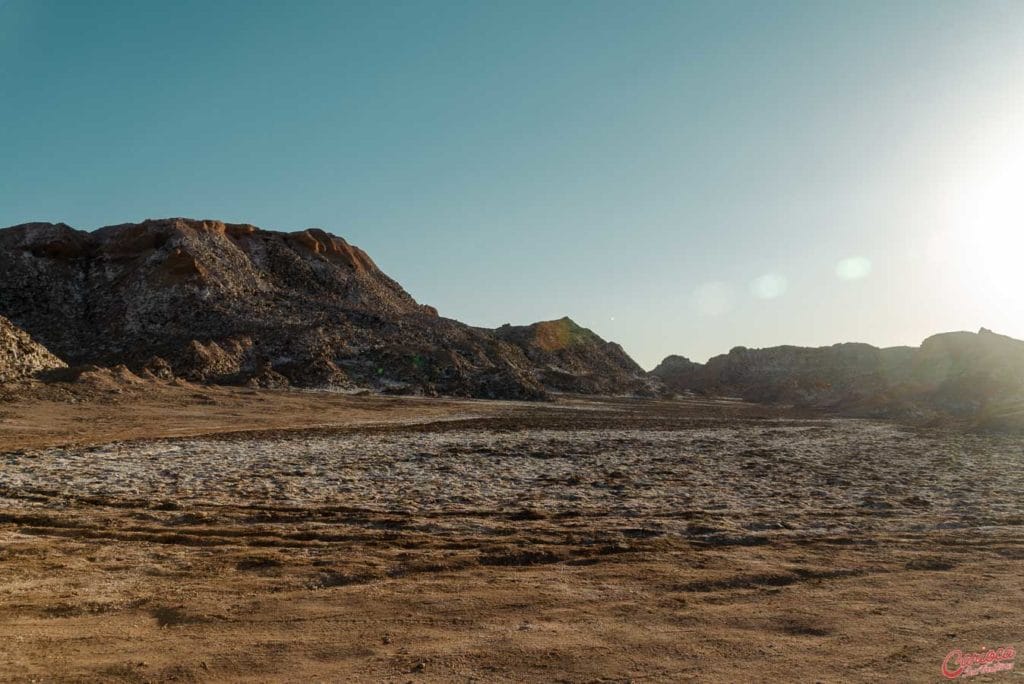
(908, 328), (1024, 424)
(0, 315), (66, 383)
(648, 355), (704, 394)
(495, 317), (654, 394)
(667, 342), (916, 405)
(652, 328), (1024, 425)
(0, 218), (648, 398)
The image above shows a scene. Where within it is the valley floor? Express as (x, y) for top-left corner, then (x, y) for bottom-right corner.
(0, 389), (1021, 682)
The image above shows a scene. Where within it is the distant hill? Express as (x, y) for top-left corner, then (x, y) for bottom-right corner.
(652, 328), (1024, 427)
(0, 218), (649, 398)
(653, 342), (916, 405)
(495, 317), (654, 395)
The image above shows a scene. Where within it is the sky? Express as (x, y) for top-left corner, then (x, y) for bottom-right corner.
(2, 0), (1023, 369)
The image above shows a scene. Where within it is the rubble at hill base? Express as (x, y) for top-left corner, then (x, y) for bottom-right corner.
(0, 315), (66, 383)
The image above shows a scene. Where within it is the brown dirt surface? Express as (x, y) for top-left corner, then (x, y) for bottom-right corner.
(0, 383), (500, 452)
(0, 389), (1020, 682)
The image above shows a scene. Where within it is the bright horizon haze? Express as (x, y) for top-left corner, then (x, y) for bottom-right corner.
(2, 0), (1023, 369)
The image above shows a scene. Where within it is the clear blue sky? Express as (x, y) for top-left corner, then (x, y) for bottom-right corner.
(3, 1), (1023, 368)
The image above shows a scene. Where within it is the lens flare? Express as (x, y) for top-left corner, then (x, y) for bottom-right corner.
(835, 257), (872, 281)
(750, 273), (788, 299)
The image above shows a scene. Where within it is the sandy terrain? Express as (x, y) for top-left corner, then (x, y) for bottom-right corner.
(0, 388), (1021, 682)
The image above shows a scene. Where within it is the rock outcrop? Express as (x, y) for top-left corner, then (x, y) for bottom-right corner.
(648, 355), (704, 395)
(0, 218), (648, 398)
(0, 315), (66, 383)
(652, 328), (1024, 425)
(495, 317), (655, 395)
(679, 342), (916, 406)
(908, 328), (1024, 423)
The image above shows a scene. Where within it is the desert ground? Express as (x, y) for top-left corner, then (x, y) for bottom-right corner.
(0, 386), (1022, 682)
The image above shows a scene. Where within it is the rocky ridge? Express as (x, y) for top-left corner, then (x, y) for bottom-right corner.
(0, 218), (648, 398)
(652, 328), (1024, 426)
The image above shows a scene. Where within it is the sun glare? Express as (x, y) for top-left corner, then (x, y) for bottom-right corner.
(957, 159), (1024, 293)
(938, 120), (1024, 305)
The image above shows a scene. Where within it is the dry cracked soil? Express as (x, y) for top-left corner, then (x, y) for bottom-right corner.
(0, 388), (1021, 683)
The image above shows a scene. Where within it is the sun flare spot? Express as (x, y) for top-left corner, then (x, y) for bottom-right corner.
(750, 273), (788, 299)
(835, 257), (872, 281)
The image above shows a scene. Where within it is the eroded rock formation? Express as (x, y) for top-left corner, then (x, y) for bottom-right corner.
(652, 328), (1024, 424)
(0, 218), (648, 398)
